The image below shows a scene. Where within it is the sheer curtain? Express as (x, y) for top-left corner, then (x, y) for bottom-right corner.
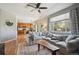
(70, 8), (79, 35)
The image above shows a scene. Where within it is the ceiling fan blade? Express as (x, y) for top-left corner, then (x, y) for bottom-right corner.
(38, 10), (41, 13)
(27, 4), (35, 8)
(30, 9), (36, 12)
(39, 7), (47, 9)
(36, 3), (41, 8)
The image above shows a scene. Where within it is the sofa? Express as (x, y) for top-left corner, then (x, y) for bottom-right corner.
(33, 32), (43, 40)
(46, 35), (79, 55)
(28, 31), (79, 55)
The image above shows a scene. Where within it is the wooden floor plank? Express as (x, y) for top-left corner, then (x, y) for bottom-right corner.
(5, 40), (17, 55)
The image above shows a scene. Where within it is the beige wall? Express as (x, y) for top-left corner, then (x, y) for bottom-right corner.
(0, 9), (17, 42)
(33, 17), (48, 32)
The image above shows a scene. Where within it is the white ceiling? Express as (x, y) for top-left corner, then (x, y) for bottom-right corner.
(0, 3), (74, 23)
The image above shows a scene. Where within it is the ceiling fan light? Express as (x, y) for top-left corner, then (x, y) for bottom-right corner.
(38, 10), (41, 13)
(39, 7), (47, 9)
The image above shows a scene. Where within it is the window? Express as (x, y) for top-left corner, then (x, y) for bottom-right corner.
(50, 12), (71, 33)
(51, 19), (71, 32)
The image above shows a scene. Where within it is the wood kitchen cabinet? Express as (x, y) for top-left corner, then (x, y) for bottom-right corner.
(18, 23), (32, 28)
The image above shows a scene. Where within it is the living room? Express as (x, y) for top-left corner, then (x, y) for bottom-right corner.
(0, 3), (79, 55)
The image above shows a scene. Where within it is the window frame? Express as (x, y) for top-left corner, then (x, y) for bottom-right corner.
(49, 16), (71, 34)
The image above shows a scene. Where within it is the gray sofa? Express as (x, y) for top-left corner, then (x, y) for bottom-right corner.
(33, 32), (43, 40)
(46, 35), (79, 55)
(30, 32), (79, 54)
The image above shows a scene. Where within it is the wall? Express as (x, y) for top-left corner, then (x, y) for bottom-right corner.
(33, 17), (48, 32)
(70, 8), (79, 35)
(16, 16), (33, 23)
(48, 4), (79, 35)
(48, 4), (79, 18)
(0, 9), (17, 42)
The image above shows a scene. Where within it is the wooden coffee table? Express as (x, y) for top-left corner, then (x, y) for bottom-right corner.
(34, 40), (60, 55)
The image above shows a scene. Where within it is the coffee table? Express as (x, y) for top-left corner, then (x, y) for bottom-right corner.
(34, 40), (60, 55)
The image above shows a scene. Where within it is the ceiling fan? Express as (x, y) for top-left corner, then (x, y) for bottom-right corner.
(26, 3), (47, 13)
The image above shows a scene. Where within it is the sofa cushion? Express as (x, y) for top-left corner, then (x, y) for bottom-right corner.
(33, 32), (42, 40)
(46, 32), (53, 38)
(50, 40), (59, 43)
(42, 32), (46, 36)
(55, 41), (67, 54)
(39, 32), (43, 36)
(46, 37), (59, 44)
(51, 37), (57, 40)
(65, 35), (78, 43)
(56, 36), (64, 41)
(56, 41), (66, 47)
(66, 37), (79, 53)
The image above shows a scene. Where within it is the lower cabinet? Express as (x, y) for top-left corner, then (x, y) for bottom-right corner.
(0, 40), (17, 55)
(5, 40), (17, 55)
(0, 43), (5, 55)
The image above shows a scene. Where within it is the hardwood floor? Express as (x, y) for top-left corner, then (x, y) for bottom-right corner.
(5, 40), (17, 55)
(4, 34), (27, 55)
(17, 44), (52, 55)
(4, 34), (61, 55)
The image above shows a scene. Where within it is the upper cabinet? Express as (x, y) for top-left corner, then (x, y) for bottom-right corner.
(17, 23), (32, 28)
